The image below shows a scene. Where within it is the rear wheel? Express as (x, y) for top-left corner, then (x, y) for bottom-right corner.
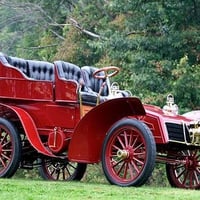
(102, 118), (156, 186)
(39, 158), (87, 181)
(0, 118), (21, 177)
(166, 149), (200, 189)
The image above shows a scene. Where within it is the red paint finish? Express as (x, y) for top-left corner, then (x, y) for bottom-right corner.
(143, 104), (191, 144)
(68, 97), (145, 163)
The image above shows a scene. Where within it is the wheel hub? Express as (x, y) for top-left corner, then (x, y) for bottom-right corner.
(117, 149), (129, 159)
(0, 144), (2, 154)
(185, 156), (198, 170)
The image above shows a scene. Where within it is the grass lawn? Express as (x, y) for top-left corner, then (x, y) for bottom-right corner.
(0, 178), (199, 200)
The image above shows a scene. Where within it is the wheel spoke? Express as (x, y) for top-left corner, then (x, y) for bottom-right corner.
(1, 153), (11, 161)
(62, 168), (66, 180)
(65, 165), (72, 176)
(175, 166), (186, 179)
(130, 160), (140, 174)
(2, 149), (12, 152)
(117, 135), (125, 149)
(131, 135), (138, 148)
(193, 170), (200, 185)
(0, 157), (7, 167)
(116, 161), (126, 176)
(128, 132), (133, 146)
(134, 151), (145, 156)
(123, 131), (128, 147)
(133, 142), (143, 152)
(182, 170), (189, 185)
(2, 140), (12, 148)
(132, 156), (144, 166)
(0, 133), (8, 145)
(113, 144), (121, 151)
(128, 163), (134, 179)
(50, 168), (56, 176)
(195, 167), (200, 174)
(68, 162), (76, 169)
(56, 170), (60, 180)
(123, 162), (129, 178)
(112, 158), (124, 168)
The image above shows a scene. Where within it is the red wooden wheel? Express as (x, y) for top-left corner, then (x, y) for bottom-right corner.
(39, 158), (87, 181)
(101, 118), (156, 186)
(166, 149), (200, 189)
(0, 118), (21, 177)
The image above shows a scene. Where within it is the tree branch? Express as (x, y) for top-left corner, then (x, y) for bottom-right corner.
(69, 18), (101, 39)
(17, 44), (59, 50)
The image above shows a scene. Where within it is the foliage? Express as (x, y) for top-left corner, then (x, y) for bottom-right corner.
(0, 0), (75, 60)
(0, 0), (199, 110)
(172, 55), (200, 112)
(58, 0), (200, 110)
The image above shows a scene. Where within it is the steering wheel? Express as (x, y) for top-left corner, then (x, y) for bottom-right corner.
(93, 66), (120, 79)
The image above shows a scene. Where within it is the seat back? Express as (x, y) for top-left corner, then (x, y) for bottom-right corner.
(27, 60), (54, 81)
(1, 53), (54, 81)
(6, 56), (30, 77)
(81, 66), (109, 96)
(0, 52), (8, 64)
(55, 61), (83, 84)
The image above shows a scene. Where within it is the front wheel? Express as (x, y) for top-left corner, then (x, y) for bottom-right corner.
(102, 118), (156, 187)
(38, 158), (87, 181)
(166, 149), (200, 189)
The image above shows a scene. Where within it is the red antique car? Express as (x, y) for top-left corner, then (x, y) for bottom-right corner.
(0, 52), (200, 189)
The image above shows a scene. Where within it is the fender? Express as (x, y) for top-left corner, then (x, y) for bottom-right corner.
(0, 103), (55, 157)
(68, 97), (145, 163)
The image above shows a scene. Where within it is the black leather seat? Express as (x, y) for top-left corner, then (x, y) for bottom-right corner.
(1, 53), (54, 81)
(27, 60), (54, 81)
(55, 61), (83, 84)
(0, 52), (8, 64)
(6, 56), (30, 77)
(81, 66), (109, 105)
(55, 61), (106, 105)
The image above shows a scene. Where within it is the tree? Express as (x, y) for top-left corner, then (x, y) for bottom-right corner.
(57, 0), (200, 110)
(0, 0), (76, 60)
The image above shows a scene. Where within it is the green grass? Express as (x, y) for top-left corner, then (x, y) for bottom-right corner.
(0, 164), (199, 200)
(0, 178), (199, 200)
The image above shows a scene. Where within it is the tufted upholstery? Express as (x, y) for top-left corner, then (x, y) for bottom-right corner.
(54, 61), (106, 105)
(0, 52), (12, 65)
(81, 66), (109, 96)
(6, 56), (30, 77)
(80, 66), (110, 105)
(0, 53), (54, 81)
(27, 60), (54, 81)
(55, 61), (83, 84)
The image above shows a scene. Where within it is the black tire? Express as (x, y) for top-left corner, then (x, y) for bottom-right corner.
(102, 118), (156, 187)
(38, 158), (87, 181)
(0, 118), (22, 177)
